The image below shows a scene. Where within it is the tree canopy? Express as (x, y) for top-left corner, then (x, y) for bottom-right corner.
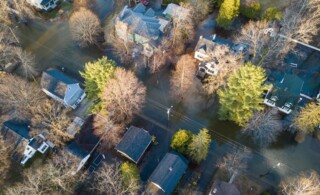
(80, 56), (116, 101)
(294, 103), (320, 134)
(188, 128), (211, 163)
(170, 129), (193, 155)
(120, 162), (141, 193)
(216, 0), (240, 29)
(217, 63), (268, 126)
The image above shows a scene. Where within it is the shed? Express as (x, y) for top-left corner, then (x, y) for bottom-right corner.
(148, 152), (188, 195)
(115, 126), (152, 163)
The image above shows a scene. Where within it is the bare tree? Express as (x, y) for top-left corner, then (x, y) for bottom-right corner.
(108, 26), (134, 65)
(170, 54), (197, 100)
(92, 114), (125, 149)
(236, 20), (270, 64)
(13, 47), (38, 79)
(148, 45), (169, 74)
(31, 100), (73, 147)
(217, 147), (251, 178)
(202, 45), (240, 97)
(0, 136), (10, 181)
(280, 171), (320, 195)
(0, 74), (45, 118)
(0, 0), (34, 24)
(5, 150), (83, 195)
(242, 109), (283, 147)
(188, 0), (212, 23)
(69, 7), (102, 47)
(169, 3), (195, 55)
(262, 0), (320, 67)
(102, 68), (146, 124)
(89, 162), (139, 195)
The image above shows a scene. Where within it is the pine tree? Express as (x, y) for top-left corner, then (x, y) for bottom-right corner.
(217, 63), (268, 126)
(216, 0), (240, 29)
(294, 103), (320, 134)
(188, 128), (211, 163)
(80, 57), (116, 100)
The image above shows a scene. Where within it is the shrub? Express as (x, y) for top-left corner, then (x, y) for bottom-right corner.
(170, 129), (193, 155)
(240, 2), (261, 19)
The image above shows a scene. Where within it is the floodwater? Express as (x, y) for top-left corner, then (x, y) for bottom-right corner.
(15, 1), (320, 193)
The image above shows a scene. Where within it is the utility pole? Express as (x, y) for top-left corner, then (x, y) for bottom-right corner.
(167, 105), (173, 120)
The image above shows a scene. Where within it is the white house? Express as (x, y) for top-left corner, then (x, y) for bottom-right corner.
(41, 69), (86, 109)
(21, 134), (50, 165)
(26, 0), (59, 11)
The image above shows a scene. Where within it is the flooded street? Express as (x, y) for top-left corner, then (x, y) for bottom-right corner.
(14, 0), (320, 193)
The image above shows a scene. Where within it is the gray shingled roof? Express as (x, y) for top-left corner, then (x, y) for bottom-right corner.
(41, 69), (79, 100)
(119, 4), (160, 40)
(163, 3), (190, 19)
(148, 152), (188, 194)
(115, 126), (152, 163)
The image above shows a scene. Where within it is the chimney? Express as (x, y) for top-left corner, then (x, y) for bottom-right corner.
(120, 5), (128, 19)
(169, 167), (173, 171)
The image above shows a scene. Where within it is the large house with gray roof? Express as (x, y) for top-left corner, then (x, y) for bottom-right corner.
(116, 3), (163, 57)
(41, 69), (86, 109)
(148, 152), (188, 194)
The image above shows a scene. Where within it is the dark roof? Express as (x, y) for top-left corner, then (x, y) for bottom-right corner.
(195, 35), (233, 54)
(41, 0), (51, 6)
(268, 74), (304, 107)
(41, 69), (79, 100)
(148, 152), (188, 194)
(3, 119), (31, 139)
(209, 180), (241, 195)
(67, 141), (89, 160)
(28, 137), (44, 150)
(115, 126), (152, 163)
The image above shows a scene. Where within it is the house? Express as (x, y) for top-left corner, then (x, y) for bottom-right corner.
(148, 152), (189, 195)
(194, 35), (241, 62)
(116, 4), (161, 57)
(115, 126), (152, 164)
(208, 180), (241, 195)
(26, 0), (59, 11)
(1, 119), (52, 164)
(66, 141), (90, 174)
(264, 74), (304, 114)
(21, 134), (50, 165)
(163, 3), (190, 20)
(41, 69), (86, 109)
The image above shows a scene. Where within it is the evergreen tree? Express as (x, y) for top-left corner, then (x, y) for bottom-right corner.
(188, 128), (211, 163)
(170, 129), (193, 155)
(217, 63), (268, 126)
(80, 57), (116, 100)
(294, 103), (320, 134)
(216, 0), (240, 29)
